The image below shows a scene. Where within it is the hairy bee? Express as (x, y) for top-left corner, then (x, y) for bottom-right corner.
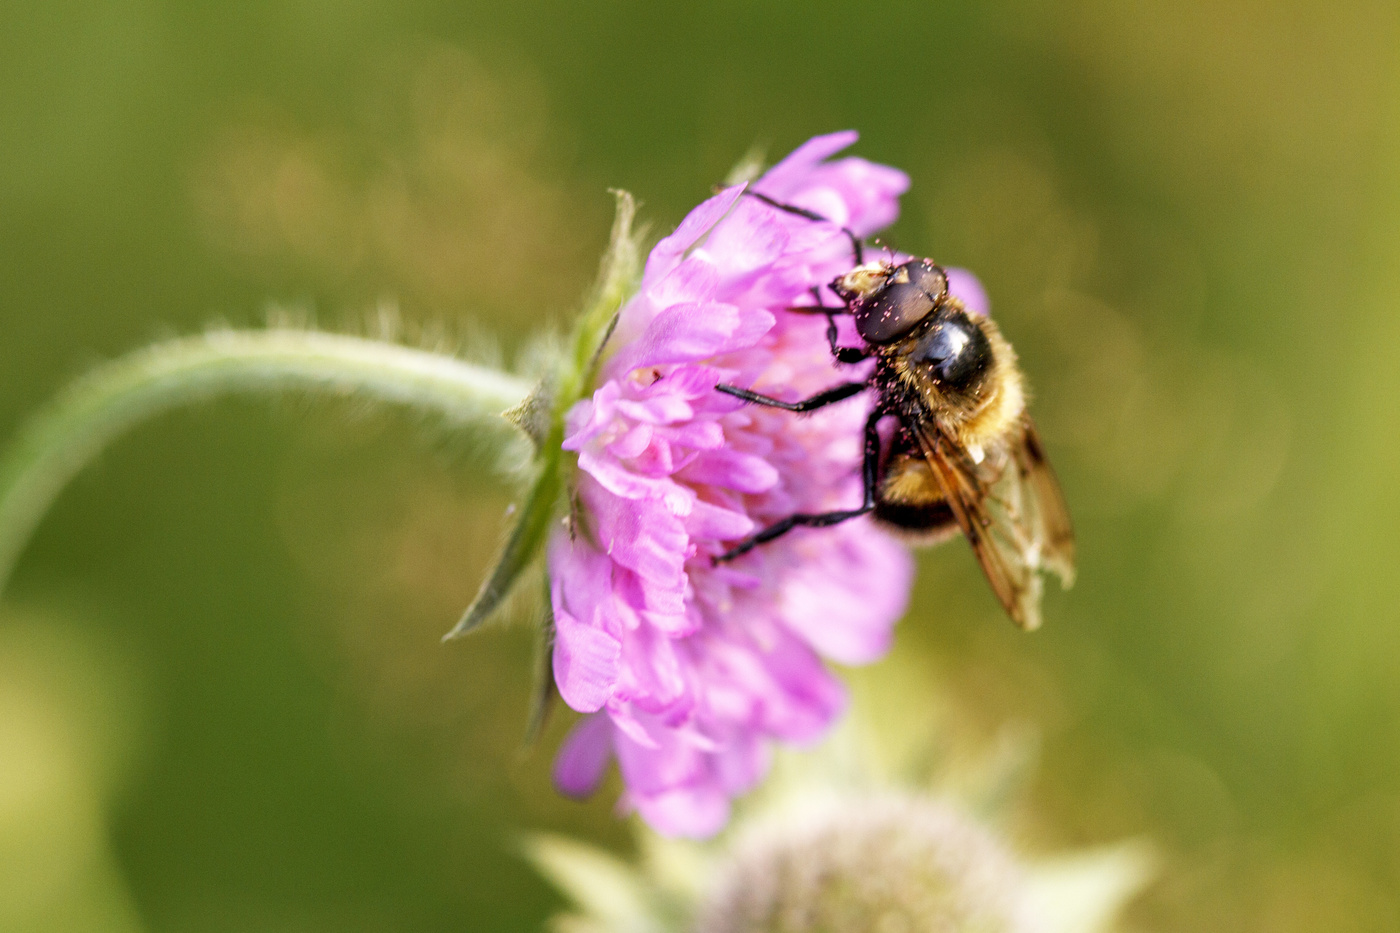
(715, 198), (1075, 630)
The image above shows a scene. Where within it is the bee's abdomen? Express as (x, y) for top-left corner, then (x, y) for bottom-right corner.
(874, 454), (958, 544)
(873, 498), (957, 540)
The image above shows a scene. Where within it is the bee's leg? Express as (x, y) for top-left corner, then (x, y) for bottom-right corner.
(784, 287), (848, 314)
(824, 311), (868, 364)
(785, 288), (867, 364)
(715, 380), (867, 412)
(744, 191), (864, 265)
(714, 408), (885, 563)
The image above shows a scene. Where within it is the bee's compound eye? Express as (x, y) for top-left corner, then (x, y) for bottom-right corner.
(903, 259), (948, 299)
(853, 260), (948, 343)
(915, 313), (992, 390)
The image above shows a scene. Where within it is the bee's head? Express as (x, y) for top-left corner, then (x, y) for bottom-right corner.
(831, 259), (948, 344)
(910, 307), (994, 394)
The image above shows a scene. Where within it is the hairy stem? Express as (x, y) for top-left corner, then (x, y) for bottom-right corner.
(0, 329), (531, 595)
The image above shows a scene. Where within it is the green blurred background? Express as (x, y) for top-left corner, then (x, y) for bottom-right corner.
(3, 0), (1400, 929)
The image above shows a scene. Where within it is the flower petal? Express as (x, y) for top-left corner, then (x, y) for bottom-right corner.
(553, 604), (621, 713)
(629, 784), (731, 838)
(753, 130), (860, 195)
(552, 714), (614, 798)
(777, 526), (914, 665)
(641, 184), (746, 291)
(612, 301), (775, 374)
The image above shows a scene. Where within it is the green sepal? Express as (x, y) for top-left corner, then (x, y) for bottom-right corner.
(501, 379), (553, 451)
(442, 456), (560, 641)
(442, 190), (644, 642)
(522, 572), (559, 746)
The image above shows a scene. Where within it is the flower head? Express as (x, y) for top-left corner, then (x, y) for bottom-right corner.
(546, 132), (926, 836)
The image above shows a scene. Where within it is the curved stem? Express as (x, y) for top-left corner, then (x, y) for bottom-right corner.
(0, 329), (532, 595)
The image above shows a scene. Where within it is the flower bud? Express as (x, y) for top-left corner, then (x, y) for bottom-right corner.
(695, 794), (1038, 933)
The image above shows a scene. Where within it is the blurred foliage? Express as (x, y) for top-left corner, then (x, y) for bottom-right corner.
(3, 0), (1400, 929)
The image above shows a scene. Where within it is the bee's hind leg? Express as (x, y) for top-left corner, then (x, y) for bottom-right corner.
(713, 407), (886, 563)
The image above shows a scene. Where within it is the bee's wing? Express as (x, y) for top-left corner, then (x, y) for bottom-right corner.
(912, 417), (1075, 630)
(1014, 419), (1076, 587)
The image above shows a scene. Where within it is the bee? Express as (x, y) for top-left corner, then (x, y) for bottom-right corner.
(714, 195), (1075, 630)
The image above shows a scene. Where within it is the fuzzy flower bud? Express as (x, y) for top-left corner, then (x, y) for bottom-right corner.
(694, 794), (1038, 933)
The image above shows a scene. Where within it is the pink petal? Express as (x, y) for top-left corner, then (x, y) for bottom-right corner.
(641, 184), (746, 286)
(613, 719), (707, 795)
(753, 130), (860, 196)
(648, 253), (721, 308)
(713, 732), (770, 795)
(552, 604), (621, 713)
(553, 714), (614, 798)
(682, 498), (755, 542)
(630, 784), (731, 838)
(777, 526), (913, 665)
(678, 447), (781, 494)
(613, 301), (775, 373)
(583, 482), (690, 586)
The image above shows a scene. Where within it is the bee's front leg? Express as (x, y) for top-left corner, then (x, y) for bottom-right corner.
(715, 380), (867, 412)
(784, 288), (868, 364)
(743, 191), (864, 265)
(824, 311), (869, 364)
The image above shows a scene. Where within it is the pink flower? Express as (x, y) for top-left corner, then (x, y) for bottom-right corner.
(548, 132), (923, 836)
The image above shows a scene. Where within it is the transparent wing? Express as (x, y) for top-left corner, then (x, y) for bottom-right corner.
(1013, 420), (1076, 587)
(912, 416), (1075, 630)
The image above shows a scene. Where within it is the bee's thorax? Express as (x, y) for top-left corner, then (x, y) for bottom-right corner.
(885, 311), (1027, 453)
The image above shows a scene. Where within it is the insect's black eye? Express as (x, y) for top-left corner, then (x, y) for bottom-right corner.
(852, 260), (948, 343)
(913, 312), (992, 391)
